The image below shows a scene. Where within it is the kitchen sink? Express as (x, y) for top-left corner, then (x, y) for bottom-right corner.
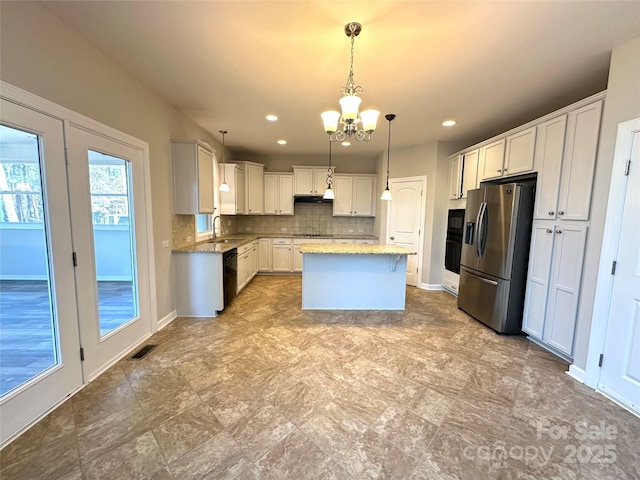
(212, 238), (241, 244)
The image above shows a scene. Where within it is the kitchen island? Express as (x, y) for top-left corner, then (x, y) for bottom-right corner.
(300, 243), (417, 310)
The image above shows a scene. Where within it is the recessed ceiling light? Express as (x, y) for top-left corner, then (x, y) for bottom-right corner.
(341, 141), (351, 147)
(277, 139), (287, 145)
(266, 114), (278, 121)
(442, 120), (457, 127)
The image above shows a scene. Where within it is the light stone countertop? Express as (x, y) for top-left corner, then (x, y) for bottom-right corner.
(299, 244), (416, 255)
(172, 233), (379, 254)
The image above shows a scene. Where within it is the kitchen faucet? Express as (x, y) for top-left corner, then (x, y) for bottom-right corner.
(213, 215), (223, 240)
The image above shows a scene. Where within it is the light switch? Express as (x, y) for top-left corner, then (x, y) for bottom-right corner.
(162, 240), (169, 248)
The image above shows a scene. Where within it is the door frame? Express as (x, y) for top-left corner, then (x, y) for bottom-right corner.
(384, 176), (427, 287)
(0, 81), (158, 446)
(584, 117), (640, 395)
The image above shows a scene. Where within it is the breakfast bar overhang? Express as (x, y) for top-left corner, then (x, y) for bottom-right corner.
(300, 244), (417, 310)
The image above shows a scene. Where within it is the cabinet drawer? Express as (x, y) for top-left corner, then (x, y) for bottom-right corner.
(272, 238), (292, 245)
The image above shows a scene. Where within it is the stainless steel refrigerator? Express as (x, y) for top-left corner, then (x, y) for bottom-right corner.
(457, 183), (535, 334)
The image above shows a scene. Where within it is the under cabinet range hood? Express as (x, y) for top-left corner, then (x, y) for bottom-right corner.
(293, 194), (333, 203)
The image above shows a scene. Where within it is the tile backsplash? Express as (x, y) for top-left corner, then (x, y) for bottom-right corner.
(233, 203), (374, 236)
(173, 203), (374, 247)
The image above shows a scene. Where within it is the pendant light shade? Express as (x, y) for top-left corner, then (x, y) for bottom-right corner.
(218, 130), (230, 192)
(381, 114), (395, 201)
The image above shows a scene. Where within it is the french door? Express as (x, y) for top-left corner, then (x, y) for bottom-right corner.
(0, 100), (83, 444)
(0, 90), (153, 445)
(67, 125), (152, 381)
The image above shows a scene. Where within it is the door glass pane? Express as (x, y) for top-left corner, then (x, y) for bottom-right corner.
(0, 125), (58, 396)
(88, 150), (138, 336)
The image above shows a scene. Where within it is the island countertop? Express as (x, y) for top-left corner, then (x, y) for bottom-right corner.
(300, 244), (416, 255)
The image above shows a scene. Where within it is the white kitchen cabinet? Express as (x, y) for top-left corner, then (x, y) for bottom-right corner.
(219, 163), (245, 215)
(354, 239), (377, 244)
(258, 238), (272, 271)
(264, 173), (294, 215)
(333, 239), (354, 244)
(333, 175), (375, 216)
(293, 166), (335, 195)
(246, 163), (264, 214)
(504, 126), (536, 176)
(461, 149), (479, 199)
(478, 129), (535, 182)
(172, 139), (215, 214)
(479, 139), (506, 181)
(271, 238), (293, 272)
(533, 100), (602, 221)
(219, 161), (264, 215)
(523, 224), (588, 357)
(237, 240), (259, 293)
(532, 115), (567, 220)
(448, 154), (463, 199)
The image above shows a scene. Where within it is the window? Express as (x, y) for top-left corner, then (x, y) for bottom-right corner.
(196, 214), (212, 241)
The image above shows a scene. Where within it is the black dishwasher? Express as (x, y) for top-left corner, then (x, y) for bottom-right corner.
(222, 248), (238, 310)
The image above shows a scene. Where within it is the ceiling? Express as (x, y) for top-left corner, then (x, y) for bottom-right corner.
(42, 1), (640, 158)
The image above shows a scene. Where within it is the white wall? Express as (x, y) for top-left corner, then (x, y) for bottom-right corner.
(0, 1), (223, 322)
(374, 141), (463, 287)
(573, 35), (640, 371)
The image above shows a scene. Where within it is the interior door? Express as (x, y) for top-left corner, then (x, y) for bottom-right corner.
(66, 125), (152, 381)
(598, 127), (640, 412)
(386, 178), (424, 286)
(0, 100), (83, 445)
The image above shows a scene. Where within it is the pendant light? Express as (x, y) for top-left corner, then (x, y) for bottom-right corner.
(323, 137), (335, 199)
(218, 130), (230, 192)
(380, 114), (395, 201)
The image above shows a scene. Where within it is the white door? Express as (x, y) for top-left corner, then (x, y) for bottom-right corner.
(598, 123), (640, 412)
(0, 100), (83, 444)
(66, 125), (152, 381)
(386, 177), (425, 286)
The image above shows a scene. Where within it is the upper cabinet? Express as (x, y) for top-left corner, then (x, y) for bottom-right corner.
(449, 150), (479, 200)
(264, 173), (294, 215)
(461, 150), (479, 198)
(293, 166), (335, 195)
(219, 161), (264, 215)
(478, 127), (536, 182)
(533, 100), (603, 221)
(172, 139), (215, 214)
(479, 139), (506, 181)
(333, 175), (375, 216)
(448, 154), (463, 199)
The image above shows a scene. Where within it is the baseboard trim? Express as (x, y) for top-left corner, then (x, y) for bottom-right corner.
(157, 309), (177, 331)
(566, 365), (586, 383)
(417, 283), (445, 291)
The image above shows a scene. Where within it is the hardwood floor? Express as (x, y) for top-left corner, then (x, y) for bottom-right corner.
(0, 280), (135, 395)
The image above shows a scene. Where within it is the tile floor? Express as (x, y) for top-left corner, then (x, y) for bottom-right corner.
(1, 275), (638, 479)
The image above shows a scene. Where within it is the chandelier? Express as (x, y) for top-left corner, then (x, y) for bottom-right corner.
(321, 22), (380, 142)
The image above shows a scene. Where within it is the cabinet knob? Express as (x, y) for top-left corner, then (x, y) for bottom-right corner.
(390, 236), (395, 240)
(558, 211), (565, 215)
(497, 169), (502, 173)
(548, 211), (554, 216)
(546, 229), (553, 233)
(555, 229), (563, 234)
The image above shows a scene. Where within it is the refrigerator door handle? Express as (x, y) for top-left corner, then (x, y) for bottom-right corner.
(464, 268), (499, 286)
(474, 203), (484, 257)
(480, 202), (489, 257)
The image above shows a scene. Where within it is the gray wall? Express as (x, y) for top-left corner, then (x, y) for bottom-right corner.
(0, 1), (223, 321)
(572, 35), (640, 371)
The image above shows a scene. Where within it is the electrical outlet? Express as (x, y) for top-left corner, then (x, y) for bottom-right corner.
(162, 240), (169, 248)
(281, 227), (287, 232)
(245, 227), (252, 232)
(186, 236), (192, 243)
(348, 229), (354, 233)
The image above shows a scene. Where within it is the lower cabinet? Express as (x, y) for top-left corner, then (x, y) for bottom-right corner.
(522, 223), (588, 357)
(237, 240), (258, 293)
(258, 238), (272, 272)
(271, 238), (293, 272)
(174, 252), (223, 317)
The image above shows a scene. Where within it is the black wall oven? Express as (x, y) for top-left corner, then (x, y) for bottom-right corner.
(445, 209), (465, 274)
